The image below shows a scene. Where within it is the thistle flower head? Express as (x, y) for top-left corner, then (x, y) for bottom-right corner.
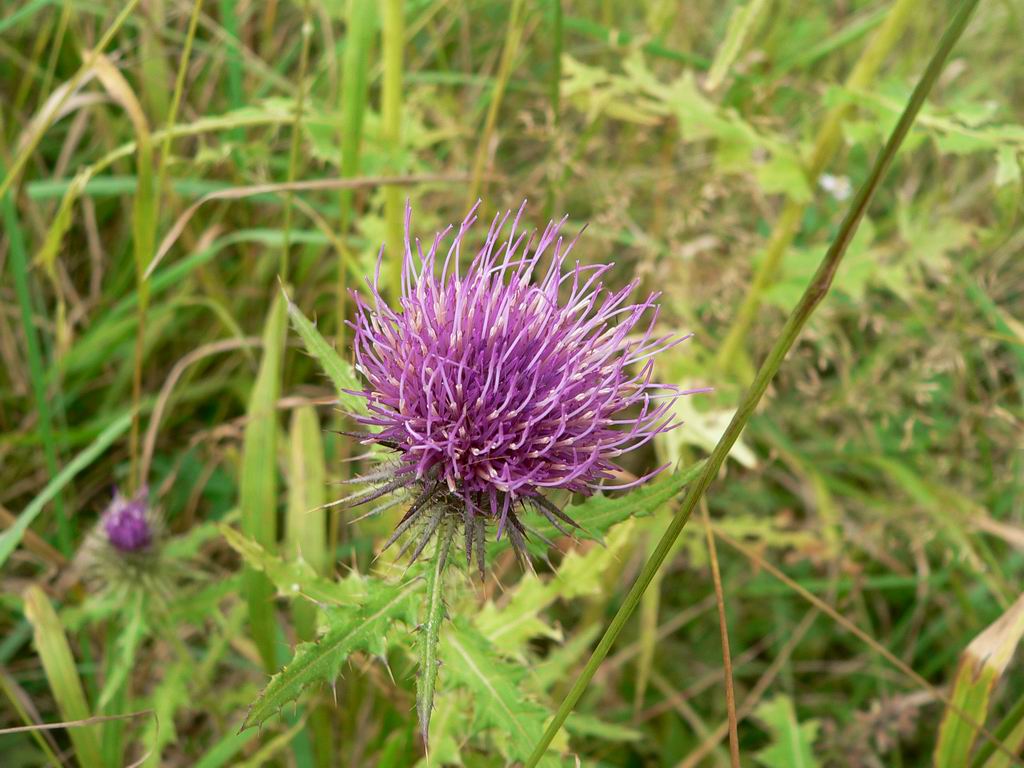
(347, 202), (696, 570)
(80, 486), (171, 597)
(103, 488), (153, 552)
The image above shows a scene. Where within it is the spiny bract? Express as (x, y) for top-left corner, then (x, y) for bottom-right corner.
(345, 201), (698, 572)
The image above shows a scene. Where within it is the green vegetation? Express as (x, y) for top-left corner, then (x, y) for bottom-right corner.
(1, 1), (1022, 766)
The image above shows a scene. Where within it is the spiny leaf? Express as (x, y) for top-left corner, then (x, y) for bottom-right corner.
(519, 461), (704, 548)
(413, 691), (468, 768)
(565, 712), (642, 742)
(754, 695), (821, 768)
(243, 579), (419, 730)
(440, 618), (553, 764)
(476, 519), (636, 653)
(281, 286), (366, 415)
(417, 520), (454, 747)
(220, 524), (363, 607)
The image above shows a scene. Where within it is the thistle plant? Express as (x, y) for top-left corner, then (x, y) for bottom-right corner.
(79, 487), (168, 599)
(343, 202), (699, 574)
(247, 204), (701, 750)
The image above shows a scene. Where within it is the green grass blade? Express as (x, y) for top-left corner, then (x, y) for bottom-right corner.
(23, 586), (103, 768)
(0, 0), (57, 35)
(979, 693), (1024, 768)
(241, 293), (287, 672)
(338, 0), (374, 234)
(216, 0), (245, 147)
(286, 406), (328, 641)
(278, 0), (313, 281)
(1, 161), (66, 553)
(0, 667), (65, 766)
(935, 593), (1024, 766)
(0, 0), (143, 200)
(194, 729), (260, 768)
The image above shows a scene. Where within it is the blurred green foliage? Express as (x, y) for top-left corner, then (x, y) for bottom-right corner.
(0, 0), (1022, 766)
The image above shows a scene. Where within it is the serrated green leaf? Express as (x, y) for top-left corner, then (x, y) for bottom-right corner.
(488, 463), (702, 574)
(282, 287), (365, 415)
(244, 579), (419, 730)
(754, 695), (821, 768)
(414, 690), (468, 767)
(441, 618), (553, 764)
(476, 519), (636, 653)
(220, 524), (363, 607)
(538, 461), (704, 544)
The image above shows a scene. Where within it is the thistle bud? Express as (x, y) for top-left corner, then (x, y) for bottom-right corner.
(103, 489), (153, 552)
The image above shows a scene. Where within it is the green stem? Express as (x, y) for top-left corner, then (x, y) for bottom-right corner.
(715, 0), (922, 374)
(417, 517), (453, 746)
(524, 1), (981, 763)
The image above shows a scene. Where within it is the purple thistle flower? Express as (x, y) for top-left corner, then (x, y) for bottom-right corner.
(103, 488), (153, 553)
(347, 202), (696, 571)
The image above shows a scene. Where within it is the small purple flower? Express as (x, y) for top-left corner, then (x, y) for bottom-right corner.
(103, 488), (153, 553)
(347, 202), (695, 570)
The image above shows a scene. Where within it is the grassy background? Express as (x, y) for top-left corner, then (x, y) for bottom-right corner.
(1, 0), (1022, 766)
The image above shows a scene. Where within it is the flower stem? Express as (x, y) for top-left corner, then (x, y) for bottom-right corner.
(524, 1), (981, 763)
(417, 517), (453, 747)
